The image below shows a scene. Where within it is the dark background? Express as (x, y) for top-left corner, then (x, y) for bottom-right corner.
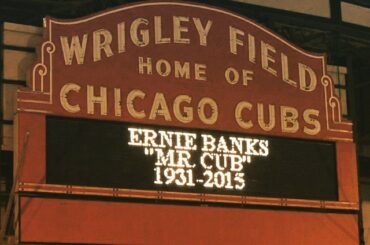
(46, 116), (338, 200)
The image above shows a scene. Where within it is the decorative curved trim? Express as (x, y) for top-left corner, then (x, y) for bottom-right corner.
(321, 75), (353, 133)
(27, 28), (55, 104)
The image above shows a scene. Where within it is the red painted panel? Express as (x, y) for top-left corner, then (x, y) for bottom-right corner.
(337, 142), (359, 203)
(20, 197), (359, 245)
(17, 112), (45, 183)
(17, 1), (352, 141)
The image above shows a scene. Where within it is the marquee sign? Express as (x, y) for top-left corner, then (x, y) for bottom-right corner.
(16, 1), (357, 210)
(17, 1), (352, 141)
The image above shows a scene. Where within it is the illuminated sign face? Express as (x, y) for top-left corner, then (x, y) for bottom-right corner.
(46, 117), (337, 200)
(128, 127), (269, 190)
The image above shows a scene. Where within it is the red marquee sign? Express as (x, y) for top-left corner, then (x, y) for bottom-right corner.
(15, 2), (359, 244)
(17, 1), (352, 141)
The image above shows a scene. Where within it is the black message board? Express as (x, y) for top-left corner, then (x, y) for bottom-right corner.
(46, 116), (338, 201)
